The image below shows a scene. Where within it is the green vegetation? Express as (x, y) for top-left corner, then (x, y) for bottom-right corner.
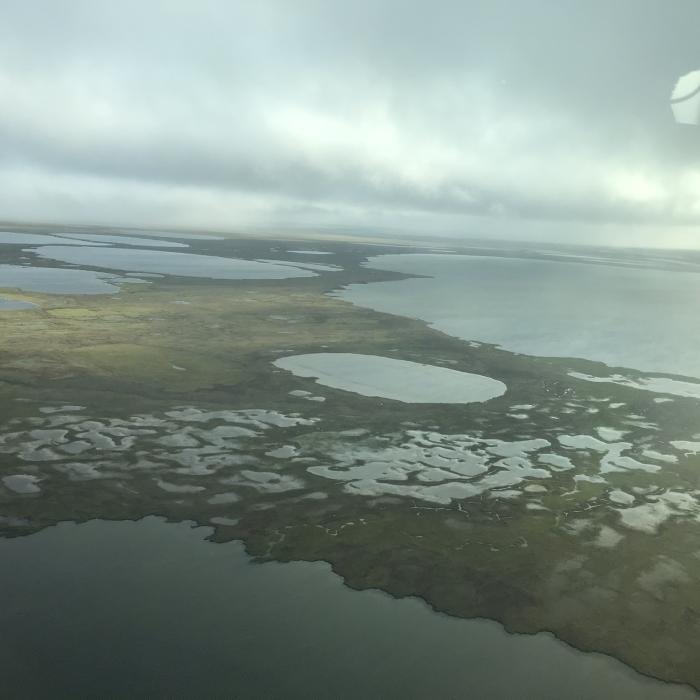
(2, 236), (700, 691)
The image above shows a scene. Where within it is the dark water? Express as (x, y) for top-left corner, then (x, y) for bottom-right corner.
(0, 518), (694, 699)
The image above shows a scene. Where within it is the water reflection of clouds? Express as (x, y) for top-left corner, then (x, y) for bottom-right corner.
(0, 264), (124, 294)
(30, 246), (321, 280)
(339, 253), (700, 381)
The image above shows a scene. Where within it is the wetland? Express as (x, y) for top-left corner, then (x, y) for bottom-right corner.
(2, 224), (700, 697)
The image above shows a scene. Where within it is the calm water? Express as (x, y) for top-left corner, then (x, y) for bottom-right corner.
(0, 518), (694, 700)
(0, 297), (37, 310)
(0, 232), (109, 246)
(0, 264), (124, 294)
(30, 246), (319, 280)
(337, 253), (700, 380)
(274, 352), (506, 403)
(54, 233), (189, 247)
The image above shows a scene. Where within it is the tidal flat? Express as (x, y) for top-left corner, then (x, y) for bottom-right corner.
(2, 225), (700, 695)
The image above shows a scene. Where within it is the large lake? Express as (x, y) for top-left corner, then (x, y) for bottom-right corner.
(0, 518), (692, 700)
(336, 253), (700, 380)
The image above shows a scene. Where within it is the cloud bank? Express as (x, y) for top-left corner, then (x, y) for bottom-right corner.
(2, 0), (700, 245)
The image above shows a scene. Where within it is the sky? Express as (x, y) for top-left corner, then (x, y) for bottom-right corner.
(2, 0), (700, 246)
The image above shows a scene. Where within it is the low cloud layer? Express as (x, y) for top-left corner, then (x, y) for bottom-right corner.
(2, 1), (700, 245)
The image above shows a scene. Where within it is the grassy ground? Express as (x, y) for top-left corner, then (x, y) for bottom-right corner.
(2, 233), (700, 692)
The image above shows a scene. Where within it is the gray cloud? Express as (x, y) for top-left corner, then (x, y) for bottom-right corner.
(2, 0), (700, 245)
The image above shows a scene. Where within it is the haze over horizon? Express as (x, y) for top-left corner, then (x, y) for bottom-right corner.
(3, 1), (700, 247)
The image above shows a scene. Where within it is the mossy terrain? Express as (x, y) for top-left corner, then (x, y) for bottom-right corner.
(1, 228), (700, 693)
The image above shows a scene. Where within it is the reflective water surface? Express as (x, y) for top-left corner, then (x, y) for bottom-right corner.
(0, 264), (123, 294)
(0, 232), (109, 246)
(54, 233), (189, 248)
(0, 297), (37, 310)
(30, 246), (320, 280)
(0, 517), (694, 700)
(274, 352), (506, 403)
(338, 253), (700, 380)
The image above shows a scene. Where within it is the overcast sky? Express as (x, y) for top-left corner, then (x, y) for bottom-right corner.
(2, 1), (700, 245)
